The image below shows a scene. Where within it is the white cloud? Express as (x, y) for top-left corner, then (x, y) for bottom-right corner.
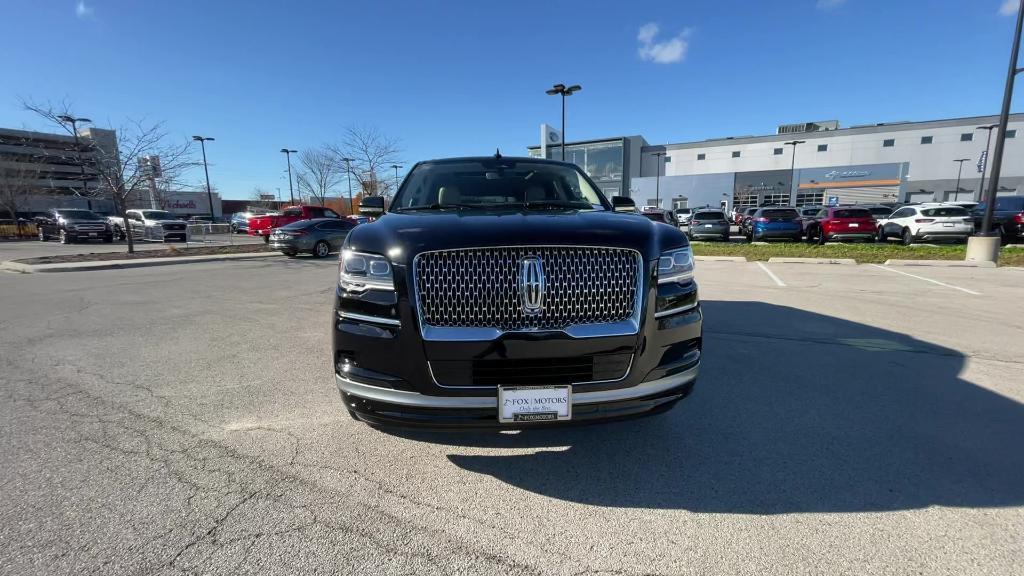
(816, 0), (846, 10)
(75, 0), (94, 19)
(999, 0), (1019, 16)
(637, 23), (691, 65)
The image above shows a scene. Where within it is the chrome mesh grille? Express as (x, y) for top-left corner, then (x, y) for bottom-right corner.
(414, 246), (641, 331)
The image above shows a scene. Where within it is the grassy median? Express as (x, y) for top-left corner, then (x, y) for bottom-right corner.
(691, 241), (1024, 266)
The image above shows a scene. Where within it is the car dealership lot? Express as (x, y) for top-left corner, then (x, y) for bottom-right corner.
(0, 233), (266, 261)
(1, 259), (1021, 575)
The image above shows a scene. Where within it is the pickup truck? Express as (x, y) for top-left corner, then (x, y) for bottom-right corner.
(36, 208), (113, 244)
(247, 205), (342, 241)
(108, 209), (189, 242)
(972, 196), (1024, 244)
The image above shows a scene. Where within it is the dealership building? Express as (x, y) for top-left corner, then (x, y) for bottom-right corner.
(528, 114), (1023, 211)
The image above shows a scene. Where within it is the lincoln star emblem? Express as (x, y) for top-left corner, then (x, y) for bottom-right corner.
(519, 256), (545, 314)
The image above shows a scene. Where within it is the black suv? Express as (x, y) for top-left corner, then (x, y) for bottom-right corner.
(973, 196), (1024, 244)
(36, 209), (113, 244)
(333, 156), (702, 427)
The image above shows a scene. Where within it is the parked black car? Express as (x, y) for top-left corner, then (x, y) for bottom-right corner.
(269, 217), (356, 257)
(972, 196), (1024, 244)
(36, 209), (112, 244)
(737, 207), (759, 237)
(687, 209), (731, 241)
(333, 156), (701, 428)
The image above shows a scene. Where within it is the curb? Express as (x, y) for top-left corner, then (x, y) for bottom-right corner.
(767, 257), (856, 265)
(882, 259), (997, 268)
(1, 251), (282, 273)
(694, 256), (747, 262)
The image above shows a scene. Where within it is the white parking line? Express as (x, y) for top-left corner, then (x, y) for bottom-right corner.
(755, 261), (786, 287)
(869, 264), (981, 295)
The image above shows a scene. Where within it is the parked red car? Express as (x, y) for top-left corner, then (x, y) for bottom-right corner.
(248, 205), (341, 241)
(805, 206), (878, 244)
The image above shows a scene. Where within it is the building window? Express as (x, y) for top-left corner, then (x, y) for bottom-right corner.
(882, 139), (895, 147)
(697, 153), (706, 160)
(960, 133), (973, 142)
(817, 144), (828, 152)
(664, 156), (671, 163)
(732, 151), (741, 158)
(920, 136), (933, 144)
(773, 148), (783, 155)
(1007, 130), (1017, 139)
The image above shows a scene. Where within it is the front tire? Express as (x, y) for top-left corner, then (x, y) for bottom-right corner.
(262, 234), (270, 244)
(876, 227), (886, 243)
(38, 229), (46, 242)
(816, 227), (826, 245)
(312, 240), (330, 258)
(721, 233), (730, 242)
(59, 230), (70, 244)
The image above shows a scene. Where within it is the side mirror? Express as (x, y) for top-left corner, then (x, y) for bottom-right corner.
(359, 196), (385, 216)
(611, 196), (636, 213)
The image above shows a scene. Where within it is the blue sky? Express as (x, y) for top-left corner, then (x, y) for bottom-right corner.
(2, 0), (1020, 199)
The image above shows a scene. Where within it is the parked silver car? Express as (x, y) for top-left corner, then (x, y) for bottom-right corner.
(269, 218), (357, 257)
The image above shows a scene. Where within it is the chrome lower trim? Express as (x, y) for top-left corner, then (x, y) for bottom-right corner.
(654, 301), (699, 319)
(337, 310), (401, 326)
(335, 363), (698, 409)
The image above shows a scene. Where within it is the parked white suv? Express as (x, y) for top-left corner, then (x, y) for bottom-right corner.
(876, 203), (974, 245)
(109, 209), (189, 242)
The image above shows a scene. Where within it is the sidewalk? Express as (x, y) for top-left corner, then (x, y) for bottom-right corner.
(1, 251), (282, 273)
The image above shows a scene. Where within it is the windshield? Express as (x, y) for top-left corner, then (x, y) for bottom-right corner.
(694, 211), (725, 219)
(55, 210), (100, 219)
(761, 209), (799, 219)
(141, 211), (177, 220)
(392, 159), (607, 211)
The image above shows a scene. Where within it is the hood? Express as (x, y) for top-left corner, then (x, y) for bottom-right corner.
(344, 209), (688, 265)
(60, 217), (106, 224)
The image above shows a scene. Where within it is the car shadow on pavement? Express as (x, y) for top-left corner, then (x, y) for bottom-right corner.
(395, 300), (1024, 514)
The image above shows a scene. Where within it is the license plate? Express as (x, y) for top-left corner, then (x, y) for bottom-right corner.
(704, 224), (712, 228)
(498, 386), (571, 423)
(89, 232), (97, 236)
(849, 223), (859, 228)
(943, 223), (954, 227)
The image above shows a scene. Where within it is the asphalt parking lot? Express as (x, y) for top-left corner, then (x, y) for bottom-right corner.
(1, 257), (1021, 575)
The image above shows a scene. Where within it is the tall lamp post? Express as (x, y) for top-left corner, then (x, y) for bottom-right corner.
(784, 140), (805, 204)
(192, 136), (216, 221)
(975, 124), (998, 207)
(953, 158), (971, 200)
(545, 83), (581, 161)
(280, 148), (297, 204)
(57, 114), (92, 197)
(340, 157), (355, 214)
(652, 151), (665, 208)
(390, 164), (402, 203)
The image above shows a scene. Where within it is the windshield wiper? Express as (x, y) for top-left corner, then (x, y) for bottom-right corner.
(397, 203), (478, 211)
(522, 200), (592, 210)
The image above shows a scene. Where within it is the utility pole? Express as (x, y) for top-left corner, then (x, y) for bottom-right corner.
(391, 164), (402, 204)
(340, 157), (354, 215)
(784, 140), (806, 204)
(652, 151), (665, 208)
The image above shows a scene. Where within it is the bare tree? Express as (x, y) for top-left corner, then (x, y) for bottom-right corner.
(327, 125), (402, 202)
(249, 187), (277, 209)
(24, 100), (194, 253)
(0, 150), (42, 232)
(294, 147), (343, 206)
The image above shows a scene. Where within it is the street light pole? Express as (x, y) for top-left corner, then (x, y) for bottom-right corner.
(652, 151), (665, 208)
(545, 83), (581, 161)
(976, 125), (997, 209)
(280, 149), (297, 205)
(391, 164), (402, 203)
(57, 114), (92, 197)
(784, 140), (805, 204)
(340, 157), (354, 214)
(980, 0), (1023, 238)
(953, 158), (971, 200)
(192, 136), (216, 221)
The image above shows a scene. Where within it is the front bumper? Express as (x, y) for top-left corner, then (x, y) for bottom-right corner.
(689, 226), (729, 238)
(755, 228), (803, 239)
(337, 363), (697, 428)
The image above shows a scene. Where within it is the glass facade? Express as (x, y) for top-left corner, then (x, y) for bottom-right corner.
(532, 140), (625, 196)
(732, 170), (792, 209)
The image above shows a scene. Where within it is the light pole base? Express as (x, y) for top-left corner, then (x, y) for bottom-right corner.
(965, 236), (1001, 263)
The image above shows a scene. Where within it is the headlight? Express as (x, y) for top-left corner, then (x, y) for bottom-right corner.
(657, 247), (694, 284)
(339, 250), (394, 291)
